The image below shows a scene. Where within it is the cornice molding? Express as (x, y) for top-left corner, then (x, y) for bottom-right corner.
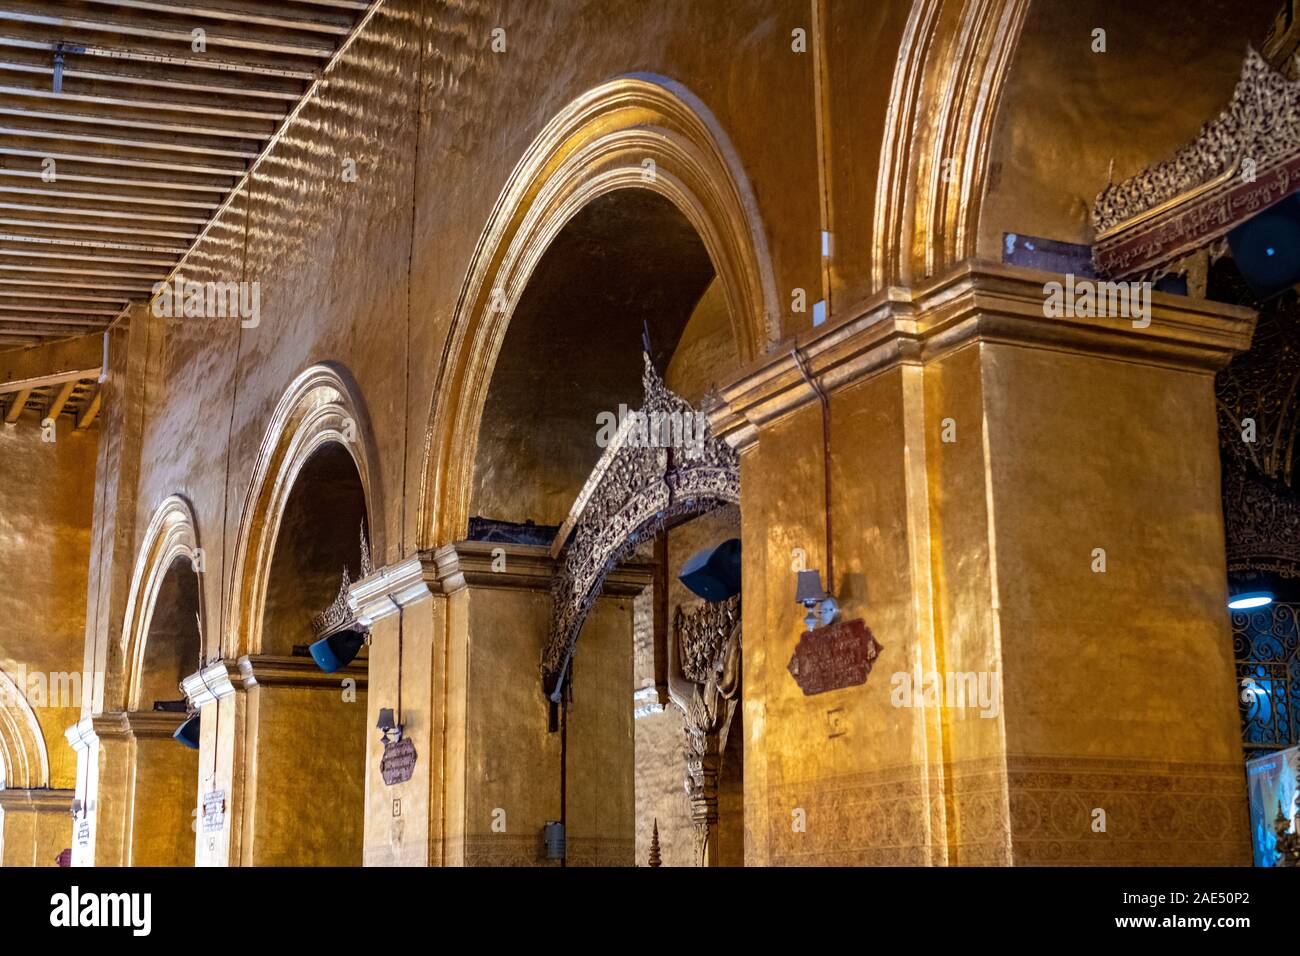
(348, 556), (429, 628)
(0, 787), (74, 812)
(710, 259), (1257, 450)
(122, 710), (187, 739)
(238, 655), (368, 691)
(426, 541), (654, 597)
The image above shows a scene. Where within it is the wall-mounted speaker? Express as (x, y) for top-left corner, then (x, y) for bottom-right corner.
(1228, 192), (1300, 300)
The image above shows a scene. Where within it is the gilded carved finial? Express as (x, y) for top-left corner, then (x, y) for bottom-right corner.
(648, 818), (661, 868)
(310, 522), (372, 637)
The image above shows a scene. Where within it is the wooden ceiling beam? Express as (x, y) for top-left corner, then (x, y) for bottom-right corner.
(0, 78), (287, 122)
(0, 288), (129, 303)
(0, 46), (304, 99)
(80, 0), (354, 36)
(0, 184), (219, 211)
(0, 4), (337, 59)
(4, 385), (30, 420)
(0, 276), (153, 294)
(75, 385), (100, 429)
(44, 376), (76, 418)
(0, 102), (273, 140)
(0, 166), (233, 195)
(0, 120), (260, 159)
(0, 144), (245, 177)
(0, 199), (210, 225)
(0, 302), (117, 316)
(0, 262), (163, 280)
(0, 218), (193, 243)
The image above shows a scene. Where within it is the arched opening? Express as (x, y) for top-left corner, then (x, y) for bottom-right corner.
(130, 554), (201, 866)
(252, 439), (369, 865)
(263, 441), (369, 657)
(468, 188), (744, 866)
(138, 556), (201, 708)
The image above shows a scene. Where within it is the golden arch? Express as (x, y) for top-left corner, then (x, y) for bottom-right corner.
(120, 495), (204, 712)
(0, 669), (48, 789)
(418, 73), (779, 548)
(226, 364), (380, 660)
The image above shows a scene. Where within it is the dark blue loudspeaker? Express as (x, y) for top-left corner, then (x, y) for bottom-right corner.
(173, 713), (200, 750)
(1228, 193), (1300, 301)
(309, 627), (366, 673)
(678, 537), (742, 602)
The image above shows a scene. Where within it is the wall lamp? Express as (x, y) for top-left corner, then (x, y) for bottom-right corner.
(376, 707), (404, 745)
(1228, 570), (1274, 610)
(795, 569), (837, 631)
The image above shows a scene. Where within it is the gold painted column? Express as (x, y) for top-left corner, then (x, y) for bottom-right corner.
(0, 788), (72, 867)
(64, 712), (198, 867)
(715, 261), (1256, 866)
(355, 542), (649, 867)
(183, 656), (367, 866)
(65, 714), (132, 866)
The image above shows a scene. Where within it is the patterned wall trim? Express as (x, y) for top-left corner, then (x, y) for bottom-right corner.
(764, 755), (1248, 867)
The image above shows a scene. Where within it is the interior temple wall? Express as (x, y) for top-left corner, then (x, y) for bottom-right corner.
(0, 415), (98, 790)
(8, 0), (1279, 867)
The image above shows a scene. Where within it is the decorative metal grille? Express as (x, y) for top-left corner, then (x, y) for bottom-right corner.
(1233, 602), (1300, 750)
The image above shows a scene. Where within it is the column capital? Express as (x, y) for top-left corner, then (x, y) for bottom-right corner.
(348, 555), (430, 628)
(63, 713), (130, 752)
(181, 660), (239, 708)
(710, 258), (1257, 450)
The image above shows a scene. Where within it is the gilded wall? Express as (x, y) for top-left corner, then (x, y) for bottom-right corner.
(0, 0), (1279, 868)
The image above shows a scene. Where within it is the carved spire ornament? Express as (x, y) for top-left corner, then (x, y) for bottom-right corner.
(310, 522), (373, 637)
(1093, 49), (1300, 278)
(544, 353), (739, 700)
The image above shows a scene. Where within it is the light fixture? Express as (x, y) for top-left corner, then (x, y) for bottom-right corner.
(376, 707), (403, 745)
(678, 538), (742, 602)
(309, 626), (367, 673)
(1228, 570), (1274, 611)
(1229, 591), (1273, 610)
(173, 712), (200, 750)
(795, 568), (837, 631)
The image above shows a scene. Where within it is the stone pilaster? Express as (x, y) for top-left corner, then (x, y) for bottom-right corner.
(714, 260), (1255, 866)
(356, 542), (650, 867)
(0, 787), (73, 867)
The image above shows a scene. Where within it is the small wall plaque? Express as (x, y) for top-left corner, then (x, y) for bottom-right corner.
(788, 618), (882, 696)
(75, 819), (90, 848)
(201, 789), (226, 834)
(380, 737), (417, 786)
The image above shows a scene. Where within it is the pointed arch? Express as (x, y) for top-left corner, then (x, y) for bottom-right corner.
(120, 495), (204, 712)
(418, 73), (778, 549)
(226, 363), (380, 659)
(0, 669), (49, 790)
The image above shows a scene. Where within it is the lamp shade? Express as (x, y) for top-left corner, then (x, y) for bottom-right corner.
(678, 538), (742, 602)
(1227, 569), (1275, 611)
(173, 712), (200, 750)
(794, 569), (828, 605)
(309, 627), (366, 673)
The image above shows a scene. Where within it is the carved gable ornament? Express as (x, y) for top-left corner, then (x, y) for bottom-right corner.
(543, 352), (739, 700)
(1093, 49), (1300, 279)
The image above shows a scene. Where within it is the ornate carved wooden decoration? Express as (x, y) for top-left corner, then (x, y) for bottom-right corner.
(544, 353), (740, 699)
(1214, 263), (1300, 580)
(310, 523), (374, 638)
(672, 594), (741, 867)
(1093, 49), (1300, 278)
